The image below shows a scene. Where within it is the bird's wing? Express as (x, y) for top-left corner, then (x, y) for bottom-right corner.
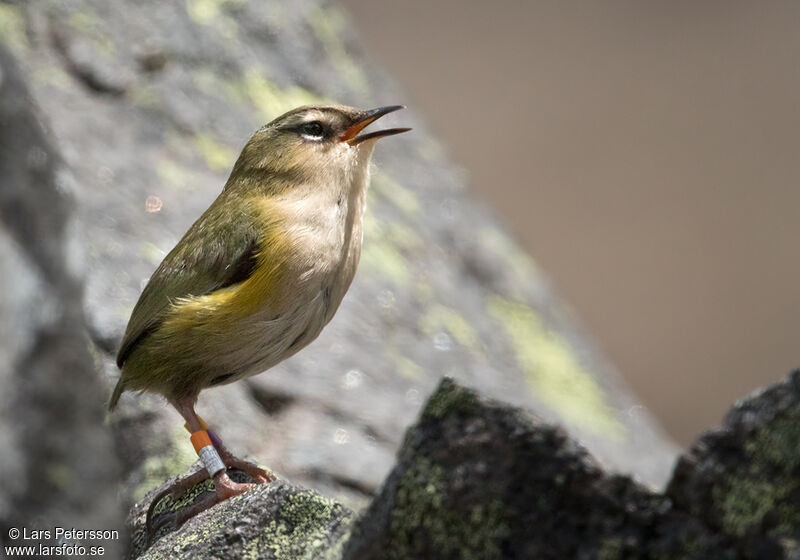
(116, 207), (260, 368)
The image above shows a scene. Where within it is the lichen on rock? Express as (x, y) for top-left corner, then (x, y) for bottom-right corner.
(106, 372), (800, 558)
(131, 479), (353, 560)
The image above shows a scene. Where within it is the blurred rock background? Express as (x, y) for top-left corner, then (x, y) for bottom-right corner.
(2, 0), (795, 550)
(342, 0), (800, 444)
(0, 44), (122, 555)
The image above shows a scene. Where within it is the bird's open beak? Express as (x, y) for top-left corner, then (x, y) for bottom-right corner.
(340, 105), (411, 145)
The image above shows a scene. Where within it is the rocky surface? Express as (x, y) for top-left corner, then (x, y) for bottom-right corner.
(0, 0), (677, 524)
(0, 44), (122, 555)
(3, 1), (799, 558)
(668, 373), (800, 558)
(131, 479), (353, 560)
(131, 374), (800, 559)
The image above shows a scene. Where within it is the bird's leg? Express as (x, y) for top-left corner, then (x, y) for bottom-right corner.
(145, 398), (274, 543)
(170, 398), (268, 500)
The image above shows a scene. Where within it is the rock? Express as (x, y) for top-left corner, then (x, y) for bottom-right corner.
(342, 377), (728, 560)
(3, 1), (798, 558)
(130, 476), (353, 560)
(668, 370), (800, 558)
(130, 373), (800, 559)
(1, 0), (676, 520)
(0, 43), (122, 554)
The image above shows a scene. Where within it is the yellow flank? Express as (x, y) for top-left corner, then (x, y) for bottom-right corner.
(231, 227), (290, 314)
(160, 202), (290, 336)
(158, 290), (237, 336)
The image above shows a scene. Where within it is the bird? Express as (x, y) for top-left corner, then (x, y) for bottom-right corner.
(109, 104), (409, 527)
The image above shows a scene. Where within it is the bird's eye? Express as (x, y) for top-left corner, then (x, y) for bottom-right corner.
(299, 121), (325, 140)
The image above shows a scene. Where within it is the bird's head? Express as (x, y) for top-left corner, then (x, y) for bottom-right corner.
(227, 104), (409, 192)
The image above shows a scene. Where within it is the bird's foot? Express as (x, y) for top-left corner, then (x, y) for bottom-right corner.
(146, 472), (243, 542)
(145, 468), (212, 544)
(213, 470), (257, 500)
(145, 458), (274, 545)
(218, 449), (275, 484)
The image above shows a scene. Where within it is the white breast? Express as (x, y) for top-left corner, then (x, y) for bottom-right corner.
(233, 144), (373, 378)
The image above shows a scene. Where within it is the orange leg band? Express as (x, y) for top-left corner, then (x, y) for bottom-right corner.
(189, 430), (225, 477)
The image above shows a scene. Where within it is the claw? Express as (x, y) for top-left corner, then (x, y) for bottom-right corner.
(219, 453), (275, 484)
(143, 454), (275, 547)
(144, 468), (212, 546)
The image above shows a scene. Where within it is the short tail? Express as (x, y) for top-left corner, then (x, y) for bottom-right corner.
(108, 378), (125, 411)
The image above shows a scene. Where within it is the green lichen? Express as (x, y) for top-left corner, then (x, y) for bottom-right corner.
(308, 6), (367, 94)
(140, 241), (167, 266)
(231, 69), (322, 122)
(163, 519), (217, 557)
(386, 456), (509, 559)
(745, 412), (800, 470)
(714, 476), (784, 538)
(597, 537), (624, 560)
(713, 412), (800, 539)
(156, 159), (194, 191)
(360, 213), (418, 286)
(85, 337), (106, 380)
(387, 347), (423, 381)
(647, 535), (709, 560)
(419, 304), (483, 355)
(361, 210), (421, 279)
(66, 11), (101, 34)
(241, 490), (351, 560)
(186, 0), (245, 25)
(129, 83), (160, 110)
(45, 463), (74, 490)
(417, 136), (446, 164)
(134, 426), (199, 501)
(479, 227), (539, 291)
(487, 295), (625, 440)
(414, 280), (435, 303)
(185, 0), (244, 38)
(65, 11), (116, 55)
(673, 537), (707, 560)
(360, 240), (408, 285)
(388, 222), (421, 250)
(31, 65), (72, 89)
(0, 3), (27, 54)
(152, 478), (215, 518)
(422, 379), (477, 420)
(191, 133), (236, 172)
(371, 170), (421, 216)
(192, 67), (224, 96)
